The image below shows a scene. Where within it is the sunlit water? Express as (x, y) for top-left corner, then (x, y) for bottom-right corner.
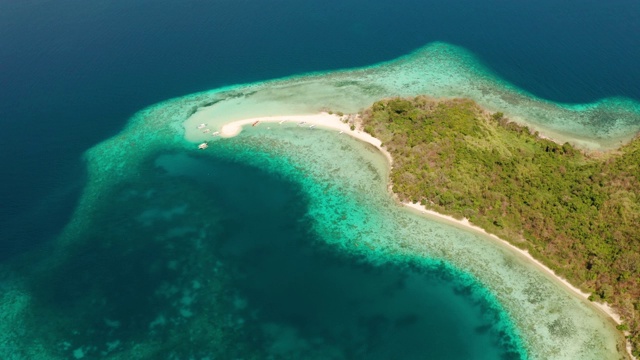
(0, 7), (640, 359)
(2, 43), (636, 358)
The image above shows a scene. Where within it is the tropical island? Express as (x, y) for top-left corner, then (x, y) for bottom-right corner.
(358, 96), (640, 356)
(4, 42), (638, 358)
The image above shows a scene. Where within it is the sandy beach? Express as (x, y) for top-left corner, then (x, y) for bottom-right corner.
(402, 202), (636, 359)
(217, 113), (393, 163)
(214, 112), (632, 358)
(402, 203), (622, 320)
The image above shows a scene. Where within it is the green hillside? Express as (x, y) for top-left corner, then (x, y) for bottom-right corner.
(361, 96), (640, 356)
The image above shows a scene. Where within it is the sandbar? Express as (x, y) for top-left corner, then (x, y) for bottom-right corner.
(217, 113), (393, 164)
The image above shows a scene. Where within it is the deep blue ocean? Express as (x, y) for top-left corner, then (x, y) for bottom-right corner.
(0, 0), (638, 358)
(1, 0), (639, 257)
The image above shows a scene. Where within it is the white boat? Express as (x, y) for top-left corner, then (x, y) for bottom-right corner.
(197, 123), (207, 129)
(202, 129), (210, 133)
(309, 124), (315, 128)
(198, 142), (209, 150)
(212, 131), (220, 136)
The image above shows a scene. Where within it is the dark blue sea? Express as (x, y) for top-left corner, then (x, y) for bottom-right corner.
(1, 0), (638, 358)
(2, 0), (639, 259)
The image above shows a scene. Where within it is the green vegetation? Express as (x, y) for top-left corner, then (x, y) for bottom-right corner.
(361, 96), (640, 356)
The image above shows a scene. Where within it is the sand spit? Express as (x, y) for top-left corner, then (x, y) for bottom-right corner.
(217, 113), (393, 164)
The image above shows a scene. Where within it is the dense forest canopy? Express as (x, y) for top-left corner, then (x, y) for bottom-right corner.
(360, 96), (640, 356)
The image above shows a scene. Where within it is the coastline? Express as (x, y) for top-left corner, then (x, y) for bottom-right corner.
(213, 112), (633, 359)
(401, 202), (622, 322)
(216, 113), (394, 164)
(401, 204), (635, 360)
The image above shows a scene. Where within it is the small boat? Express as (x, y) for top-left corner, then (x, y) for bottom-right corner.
(339, 131), (344, 134)
(198, 142), (209, 150)
(298, 121), (306, 127)
(197, 123), (207, 129)
(278, 120), (286, 124)
(202, 129), (210, 133)
(309, 124), (315, 129)
(252, 121), (260, 127)
(212, 131), (220, 136)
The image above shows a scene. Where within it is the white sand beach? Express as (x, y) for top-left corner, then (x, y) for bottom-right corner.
(402, 202), (635, 359)
(217, 113), (393, 164)
(401, 202), (622, 322)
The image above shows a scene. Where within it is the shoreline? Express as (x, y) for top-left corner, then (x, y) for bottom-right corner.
(401, 202), (622, 323)
(216, 113), (394, 164)
(402, 203), (635, 360)
(212, 112), (633, 359)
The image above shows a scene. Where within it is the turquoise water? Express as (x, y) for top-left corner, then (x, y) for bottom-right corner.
(0, 136), (524, 359)
(1, 32), (637, 360)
